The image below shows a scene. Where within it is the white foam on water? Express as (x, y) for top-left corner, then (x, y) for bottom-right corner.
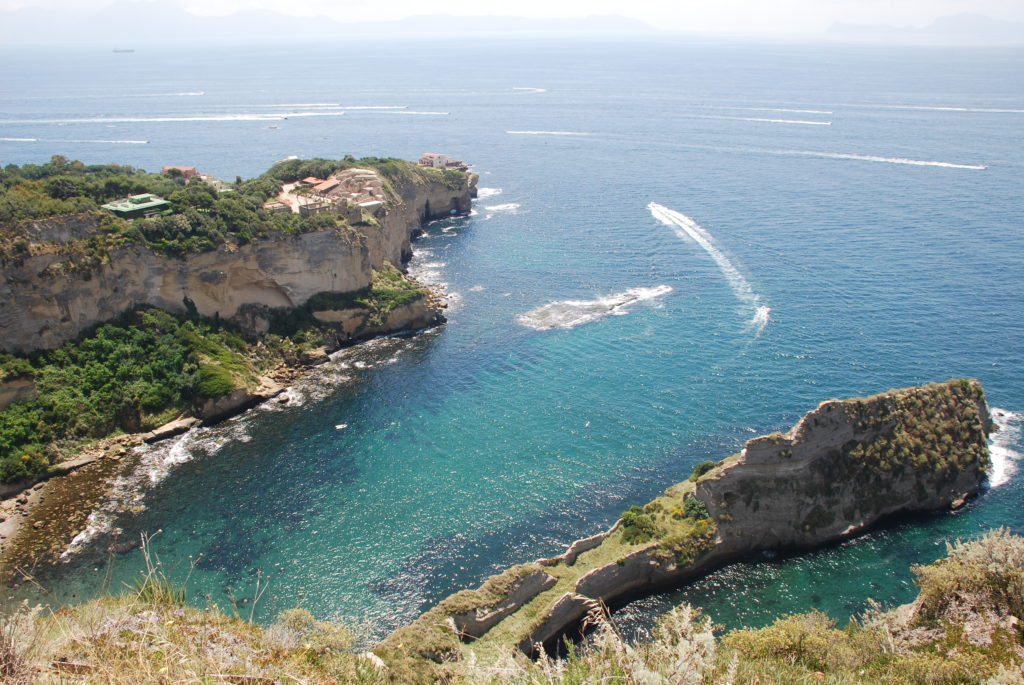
(476, 187), (503, 199)
(24, 91), (205, 100)
(2, 137), (148, 144)
(648, 202), (768, 331)
(211, 103), (406, 110)
(275, 111), (348, 118)
(988, 408), (1023, 488)
(60, 424), (235, 558)
(379, 110), (450, 115)
(517, 285), (672, 331)
(506, 130), (592, 136)
(647, 202), (770, 331)
(339, 105), (408, 110)
(484, 203), (520, 212)
(513, 87), (547, 93)
(0, 110), (353, 124)
(745, 305), (772, 337)
(469, 285), (485, 292)
(58, 337), (428, 560)
(847, 103), (1024, 114)
(680, 114), (831, 126)
(719, 106), (833, 115)
(67, 139), (149, 144)
(762, 148), (987, 170)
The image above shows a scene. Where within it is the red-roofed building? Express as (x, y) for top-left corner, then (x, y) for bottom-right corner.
(313, 178), (340, 195)
(162, 165), (198, 179)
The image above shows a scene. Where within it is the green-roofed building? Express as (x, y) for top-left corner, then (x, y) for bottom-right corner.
(101, 193), (171, 220)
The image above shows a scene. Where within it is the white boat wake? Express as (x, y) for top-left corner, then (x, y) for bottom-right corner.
(506, 130), (592, 136)
(681, 114), (831, 126)
(764, 148), (987, 170)
(517, 285), (672, 331)
(648, 203), (768, 334)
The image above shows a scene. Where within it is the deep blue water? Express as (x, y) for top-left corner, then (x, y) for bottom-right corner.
(2, 39), (1023, 639)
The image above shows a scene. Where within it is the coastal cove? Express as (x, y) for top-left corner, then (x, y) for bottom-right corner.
(0, 37), (1022, 656)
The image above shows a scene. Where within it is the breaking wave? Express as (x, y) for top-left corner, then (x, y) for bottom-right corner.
(517, 285), (672, 330)
(484, 203), (520, 212)
(513, 87), (547, 93)
(59, 337), (421, 560)
(648, 202), (768, 331)
(506, 130), (592, 136)
(476, 187), (503, 199)
(988, 408), (1022, 488)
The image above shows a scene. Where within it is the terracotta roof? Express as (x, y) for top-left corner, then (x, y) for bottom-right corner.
(302, 176), (323, 184)
(313, 179), (341, 193)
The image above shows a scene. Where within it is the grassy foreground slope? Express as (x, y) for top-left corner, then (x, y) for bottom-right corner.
(3, 528), (1022, 683)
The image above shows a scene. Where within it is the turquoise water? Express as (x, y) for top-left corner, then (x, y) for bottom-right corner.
(2, 40), (1023, 638)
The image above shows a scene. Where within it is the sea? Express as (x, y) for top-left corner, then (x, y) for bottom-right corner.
(1, 38), (1022, 642)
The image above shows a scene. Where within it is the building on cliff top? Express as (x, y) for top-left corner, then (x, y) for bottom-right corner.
(418, 153), (449, 168)
(162, 165), (198, 179)
(101, 193), (171, 220)
(313, 178), (341, 196)
(418, 152), (469, 171)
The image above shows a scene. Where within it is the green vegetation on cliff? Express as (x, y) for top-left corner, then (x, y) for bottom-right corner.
(0, 155), (469, 261)
(0, 309), (255, 482)
(0, 265), (431, 484)
(3, 529), (1020, 684)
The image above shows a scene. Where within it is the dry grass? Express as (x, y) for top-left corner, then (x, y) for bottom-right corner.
(0, 536), (384, 684)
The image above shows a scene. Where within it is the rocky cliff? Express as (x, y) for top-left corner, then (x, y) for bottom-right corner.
(377, 380), (993, 672)
(0, 167), (476, 353)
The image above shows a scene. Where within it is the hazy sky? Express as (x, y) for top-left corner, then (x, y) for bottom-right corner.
(2, 0), (1024, 35)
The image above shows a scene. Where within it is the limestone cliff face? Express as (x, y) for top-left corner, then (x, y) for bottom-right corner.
(697, 380), (992, 552)
(0, 170), (476, 354)
(379, 380), (993, 665)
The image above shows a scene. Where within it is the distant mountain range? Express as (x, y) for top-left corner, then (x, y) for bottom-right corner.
(0, 4), (656, 46)
(828, 13), (1024, 45)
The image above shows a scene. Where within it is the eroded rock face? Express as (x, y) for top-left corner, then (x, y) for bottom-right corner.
(698, 380), (992, 552)
(0, 378), (37, 411)
(0, 170), (476, 353)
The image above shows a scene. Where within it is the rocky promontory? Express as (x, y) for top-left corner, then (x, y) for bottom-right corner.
(378, 379), (993, 675)
(0, 161), (476, 353)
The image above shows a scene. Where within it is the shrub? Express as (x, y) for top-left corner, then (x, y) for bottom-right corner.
(913, 527), (1024, 624)
(689, 460), (717, 481)
(196, 363), (238, 399)
(683, 495), (710, 520)
(621, 505), (660, 544)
